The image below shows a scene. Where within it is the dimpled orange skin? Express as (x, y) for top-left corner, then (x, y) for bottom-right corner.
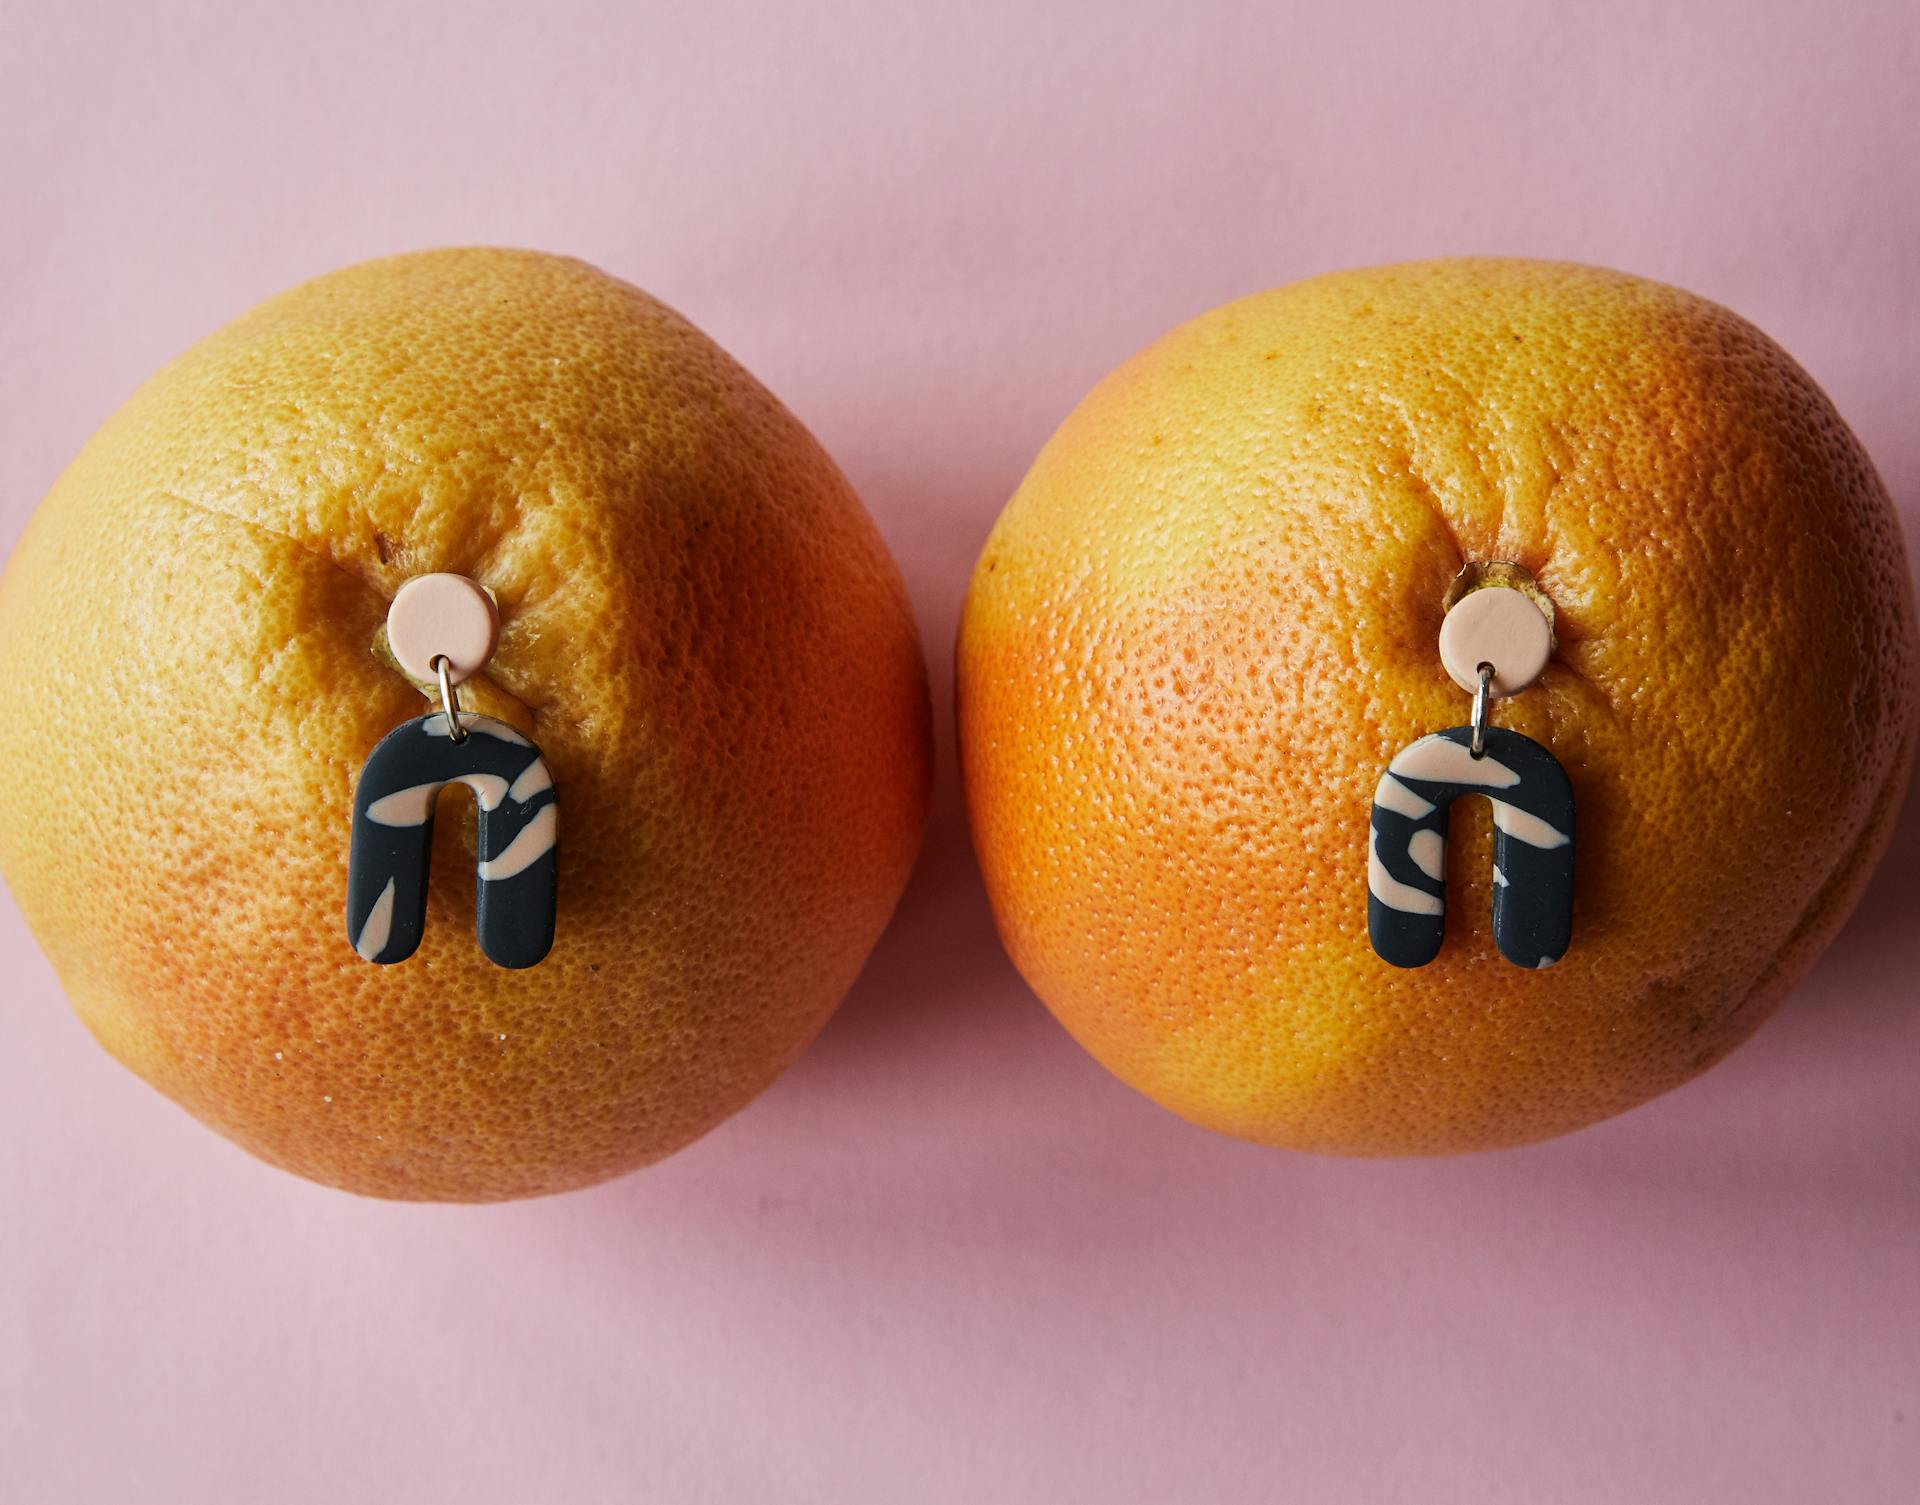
(0, 249), (931, 1200)
(959, 259), (1918, 1156)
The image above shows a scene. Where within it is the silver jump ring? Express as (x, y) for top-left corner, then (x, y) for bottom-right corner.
(433, 655), (467, 743)
(1470, 661), (1494, 758)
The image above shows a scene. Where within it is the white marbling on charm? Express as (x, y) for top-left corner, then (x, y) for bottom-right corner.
(354, 878), (397, 961)
(477, 804), (558, 881)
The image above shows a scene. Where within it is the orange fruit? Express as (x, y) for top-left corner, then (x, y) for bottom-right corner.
(0, 249), (931, 1200)
(958, 258), (1918, 1155)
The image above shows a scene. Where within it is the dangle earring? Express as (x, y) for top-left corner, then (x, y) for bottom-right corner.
(347, 573), (558, 969)
(1367, 563), (1574, 970)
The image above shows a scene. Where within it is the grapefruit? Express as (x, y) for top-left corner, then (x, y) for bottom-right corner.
(0, 249), (932, 1200)
(958, 258), (1917, 1155)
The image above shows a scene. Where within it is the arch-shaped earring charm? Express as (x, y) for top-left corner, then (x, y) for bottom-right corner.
(346, 712), (558, 968)
(1367, 724), (1573, 970)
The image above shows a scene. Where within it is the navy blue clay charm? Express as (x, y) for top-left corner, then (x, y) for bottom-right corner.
(347, 573), (557, 969)
(1367, 567), (1574, 970)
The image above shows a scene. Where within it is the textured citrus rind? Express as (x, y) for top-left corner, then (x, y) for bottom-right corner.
(0, 249), (932, 1199)
(959, 259), (1917, 1154)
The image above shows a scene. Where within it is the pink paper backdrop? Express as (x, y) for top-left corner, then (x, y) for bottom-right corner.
(3, 2), (1916, 1501)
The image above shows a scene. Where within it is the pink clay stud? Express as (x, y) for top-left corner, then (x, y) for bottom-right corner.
(385, 573), (499, 686)
(1438, 583), (1552, 697)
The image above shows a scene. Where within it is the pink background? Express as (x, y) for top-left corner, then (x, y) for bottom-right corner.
(3, 2), (1917, 1500)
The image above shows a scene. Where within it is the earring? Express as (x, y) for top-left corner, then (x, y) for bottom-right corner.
(1368, 565), (1574, 970)
(347, 573), (558, 969)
